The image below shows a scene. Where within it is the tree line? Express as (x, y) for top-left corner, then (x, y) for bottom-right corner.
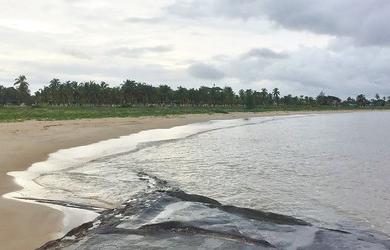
(1, 75), (389, 108)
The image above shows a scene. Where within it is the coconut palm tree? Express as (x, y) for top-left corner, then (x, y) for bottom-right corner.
(13, 75), (30, 104)
(14, 75), (27, 86)
(260, 88), (268, 105)
(356, 94), (368, 107)
(272, 88), (280, 105)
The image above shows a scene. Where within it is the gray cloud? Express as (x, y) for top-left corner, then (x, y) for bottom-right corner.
(241, 48), (288, 59)
(61, 48), (92, 60)
(188, 63), (225, 80)
(166, 0), (390, 46)
(107, 46), (173, 57)
(260, 0), (390, 47)
(220, 46), (390, 97)
(165, 0), (262, 19)
(164, 0), (210, 18)
(124, 17), (165, 24)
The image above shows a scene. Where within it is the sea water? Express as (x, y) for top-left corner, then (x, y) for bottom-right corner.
(5, 112), (390, 249)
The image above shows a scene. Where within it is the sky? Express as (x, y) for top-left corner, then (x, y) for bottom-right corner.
(0, 0), (390, 98)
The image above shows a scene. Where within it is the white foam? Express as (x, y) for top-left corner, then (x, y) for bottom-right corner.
(52, 205), (99, 239)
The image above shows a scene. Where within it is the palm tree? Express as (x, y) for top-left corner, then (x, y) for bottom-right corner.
(356, 94), (368, 107)
(121, 80), (137, 105)
(222, 86), (235, 106)
(245, 89), (255, 109)
(260, 88), (268, 105)
(14, 75), (29, 92)
(272, 88), (280, 105)
(14, 75), (27, 86)
(14, 75), (30, 104)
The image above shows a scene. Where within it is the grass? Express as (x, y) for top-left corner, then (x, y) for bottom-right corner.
(0, 105), (389, 122)
(0, 106), (239, 122)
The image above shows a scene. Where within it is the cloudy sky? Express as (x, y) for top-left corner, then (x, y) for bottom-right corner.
(1, 0), (390, 97)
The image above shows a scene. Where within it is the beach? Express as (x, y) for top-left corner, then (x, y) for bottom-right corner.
(0, 110), (369, 250)
(0, 112), (274, 250)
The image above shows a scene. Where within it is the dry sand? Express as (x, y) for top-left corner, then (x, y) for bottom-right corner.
(0, 110), (360, 250)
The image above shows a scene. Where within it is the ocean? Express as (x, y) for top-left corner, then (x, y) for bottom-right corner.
(6, 111), (390, 249)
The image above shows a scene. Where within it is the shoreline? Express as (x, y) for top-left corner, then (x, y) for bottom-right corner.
(0, 110), (378, 250)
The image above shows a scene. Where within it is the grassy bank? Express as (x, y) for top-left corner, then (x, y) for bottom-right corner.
(0, 105), (389, 122)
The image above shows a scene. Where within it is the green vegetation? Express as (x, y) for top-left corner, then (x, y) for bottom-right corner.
(1, 105), (388, 123)
(0, 75), (389, 122)
(0, 106), (239, 122)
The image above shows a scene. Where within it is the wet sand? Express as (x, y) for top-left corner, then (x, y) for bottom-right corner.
(0, 110), (363, 250)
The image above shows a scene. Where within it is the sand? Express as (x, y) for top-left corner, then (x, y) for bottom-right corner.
(0, 110), (361, 250)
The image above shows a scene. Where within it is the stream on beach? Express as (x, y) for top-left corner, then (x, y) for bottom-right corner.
(6, 112), (390, 249)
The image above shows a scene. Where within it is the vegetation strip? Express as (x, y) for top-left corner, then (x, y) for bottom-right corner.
(1, 75), (389, 122)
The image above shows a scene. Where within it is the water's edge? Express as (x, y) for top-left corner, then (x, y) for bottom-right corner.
(3, 116), (296, 239)
(3, 113), (390, 249)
